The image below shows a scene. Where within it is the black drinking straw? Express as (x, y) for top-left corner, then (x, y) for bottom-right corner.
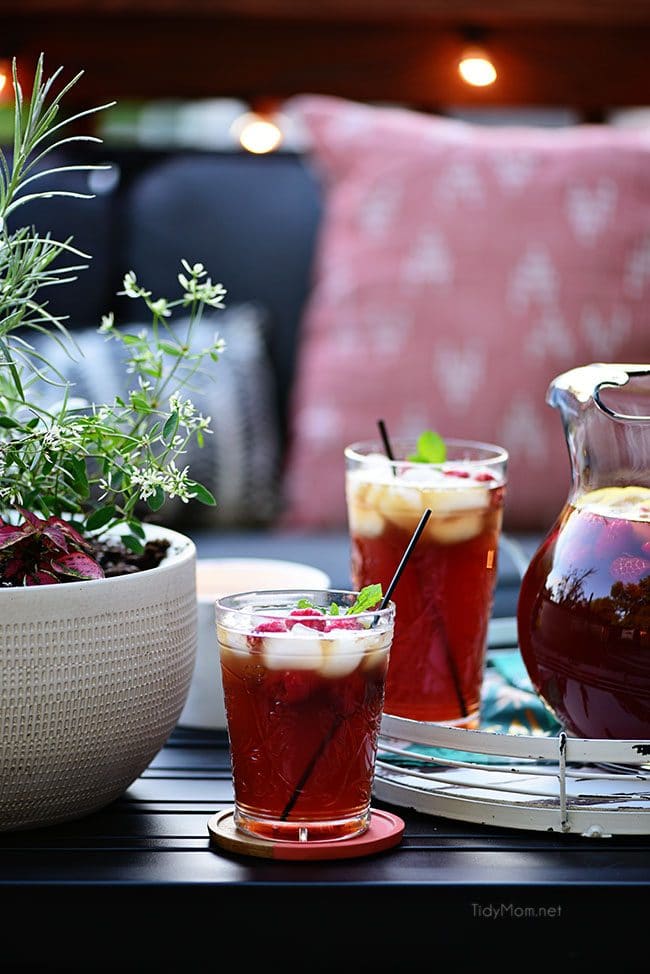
(377, 418), (397, 476)
(379, 507), (431, 612)
(377, 418), (395, 461)
(281, 508), (437, 823)
(383, 511), (468, 719)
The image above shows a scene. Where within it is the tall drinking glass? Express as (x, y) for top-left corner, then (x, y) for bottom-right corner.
(345, 438), (507, 727)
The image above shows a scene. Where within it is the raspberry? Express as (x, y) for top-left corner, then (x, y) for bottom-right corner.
(255, 619), (287, 634)
(287, 607), (328, 631)
(325, 617), (363, 631)
(610, 554), (650, 584)
(444, 469), (470, 478)
(475, 472), (496, 483)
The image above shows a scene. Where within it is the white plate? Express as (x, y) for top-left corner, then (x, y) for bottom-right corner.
(179, 558), (331, 730)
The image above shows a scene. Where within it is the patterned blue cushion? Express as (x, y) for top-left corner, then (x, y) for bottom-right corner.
(28, 303), (282, 529)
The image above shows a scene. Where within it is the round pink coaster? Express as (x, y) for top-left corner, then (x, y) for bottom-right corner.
(207, 808), (405, 861)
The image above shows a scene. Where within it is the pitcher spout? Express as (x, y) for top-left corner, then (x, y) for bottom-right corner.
(546, 362), (650, 500)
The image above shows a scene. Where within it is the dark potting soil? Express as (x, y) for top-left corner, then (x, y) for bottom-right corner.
(91, 537), (171, 577)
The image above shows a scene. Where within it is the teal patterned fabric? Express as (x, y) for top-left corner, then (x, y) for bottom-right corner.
(379, 648), (562, 767)
(480, 649), (561, 736)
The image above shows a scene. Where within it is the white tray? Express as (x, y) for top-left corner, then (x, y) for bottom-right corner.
(374, 714), (650, 837)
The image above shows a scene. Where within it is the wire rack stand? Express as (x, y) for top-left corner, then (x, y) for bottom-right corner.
(374, 715), (650, 837)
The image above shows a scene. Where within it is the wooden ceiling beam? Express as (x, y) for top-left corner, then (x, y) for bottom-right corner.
(7, 0), (650, 26)
(4, 12), (650, 111)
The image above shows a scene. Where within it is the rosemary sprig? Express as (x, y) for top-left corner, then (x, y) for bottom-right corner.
(0, 53), (114, 399)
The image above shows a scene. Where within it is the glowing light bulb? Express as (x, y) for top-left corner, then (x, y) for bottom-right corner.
(458, 49), (497, 87)
(231, 112), (283, 154)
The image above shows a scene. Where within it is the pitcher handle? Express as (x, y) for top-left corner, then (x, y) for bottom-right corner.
(593, 367), (650, 422)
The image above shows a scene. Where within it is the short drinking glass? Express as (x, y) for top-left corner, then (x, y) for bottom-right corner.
(216, 589), (395, 843)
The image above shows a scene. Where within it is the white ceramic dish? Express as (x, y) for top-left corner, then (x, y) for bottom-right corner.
(178, 557), (331, 729)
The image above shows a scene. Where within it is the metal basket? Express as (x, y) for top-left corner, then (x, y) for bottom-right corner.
(374, 715), (650, 836)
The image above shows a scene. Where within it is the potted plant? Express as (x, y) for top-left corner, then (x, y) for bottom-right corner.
(0, 57), (227, 830)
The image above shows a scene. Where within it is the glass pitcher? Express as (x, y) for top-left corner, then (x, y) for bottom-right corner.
(517, 363), (650, 739)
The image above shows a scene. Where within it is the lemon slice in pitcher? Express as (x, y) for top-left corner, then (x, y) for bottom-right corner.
(575, 485), (650, 521)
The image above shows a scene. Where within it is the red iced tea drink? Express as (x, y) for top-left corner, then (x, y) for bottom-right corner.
(216, 590), (394, 842)
(517, 486), (650, 739)
(345, 439), (507, 726)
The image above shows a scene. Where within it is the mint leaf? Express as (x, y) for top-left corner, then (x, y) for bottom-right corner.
(346, 583), (383, 615)
(296, 597), (340, 615)
(407, 429), (446, 464)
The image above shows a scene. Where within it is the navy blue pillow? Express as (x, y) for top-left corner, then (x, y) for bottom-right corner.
(117, 151), (322, 433)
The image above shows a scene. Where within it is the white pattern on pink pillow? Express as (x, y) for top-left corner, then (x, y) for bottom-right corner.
(280, 96), (650, 532)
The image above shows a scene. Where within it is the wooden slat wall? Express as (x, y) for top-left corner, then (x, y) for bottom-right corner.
(3, 1), (650, 112)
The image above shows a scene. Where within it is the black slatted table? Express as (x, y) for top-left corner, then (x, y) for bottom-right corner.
(1, 721), (649, 971)
(1, 537), (647, 970)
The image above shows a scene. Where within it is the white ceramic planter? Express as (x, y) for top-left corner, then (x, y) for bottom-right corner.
(0, 524), (197, 831)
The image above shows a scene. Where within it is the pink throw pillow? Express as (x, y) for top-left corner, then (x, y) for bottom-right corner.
(280, 96), (650, 533)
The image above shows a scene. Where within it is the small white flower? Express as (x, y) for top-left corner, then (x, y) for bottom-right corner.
(99, 312), (115, 334)
(210, 334), (226, 356)
(180, 258), (205, 279)
(128, 465), (166, 501)
(148, 297), (172, 318)
(0, 486), (23, 506)
(121, 270), (151, 300)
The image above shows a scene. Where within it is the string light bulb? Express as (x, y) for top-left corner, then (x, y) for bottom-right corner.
(230, 111), (283, 154)
(0, 59), (11, 100)
(458, 46), (497, 87)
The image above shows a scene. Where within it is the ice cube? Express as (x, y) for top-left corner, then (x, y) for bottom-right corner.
(398, 465), (447, 487)
(361, 452), (394, 473)
(262, 624), (324, 671)
(319, 628), (368, 677)
(426, 512), (485, 544)
(379, 483), (426, 531)
(348, 505), (385, 538)
(216, 623), (250, 652)
(422, 485), (490, 514)
(346, 456), (394, 492)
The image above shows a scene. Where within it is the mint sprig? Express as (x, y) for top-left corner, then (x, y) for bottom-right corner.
(346, 583), (383, 615)
(296, 584), (383, 616)
(407, 430), (446, 464)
